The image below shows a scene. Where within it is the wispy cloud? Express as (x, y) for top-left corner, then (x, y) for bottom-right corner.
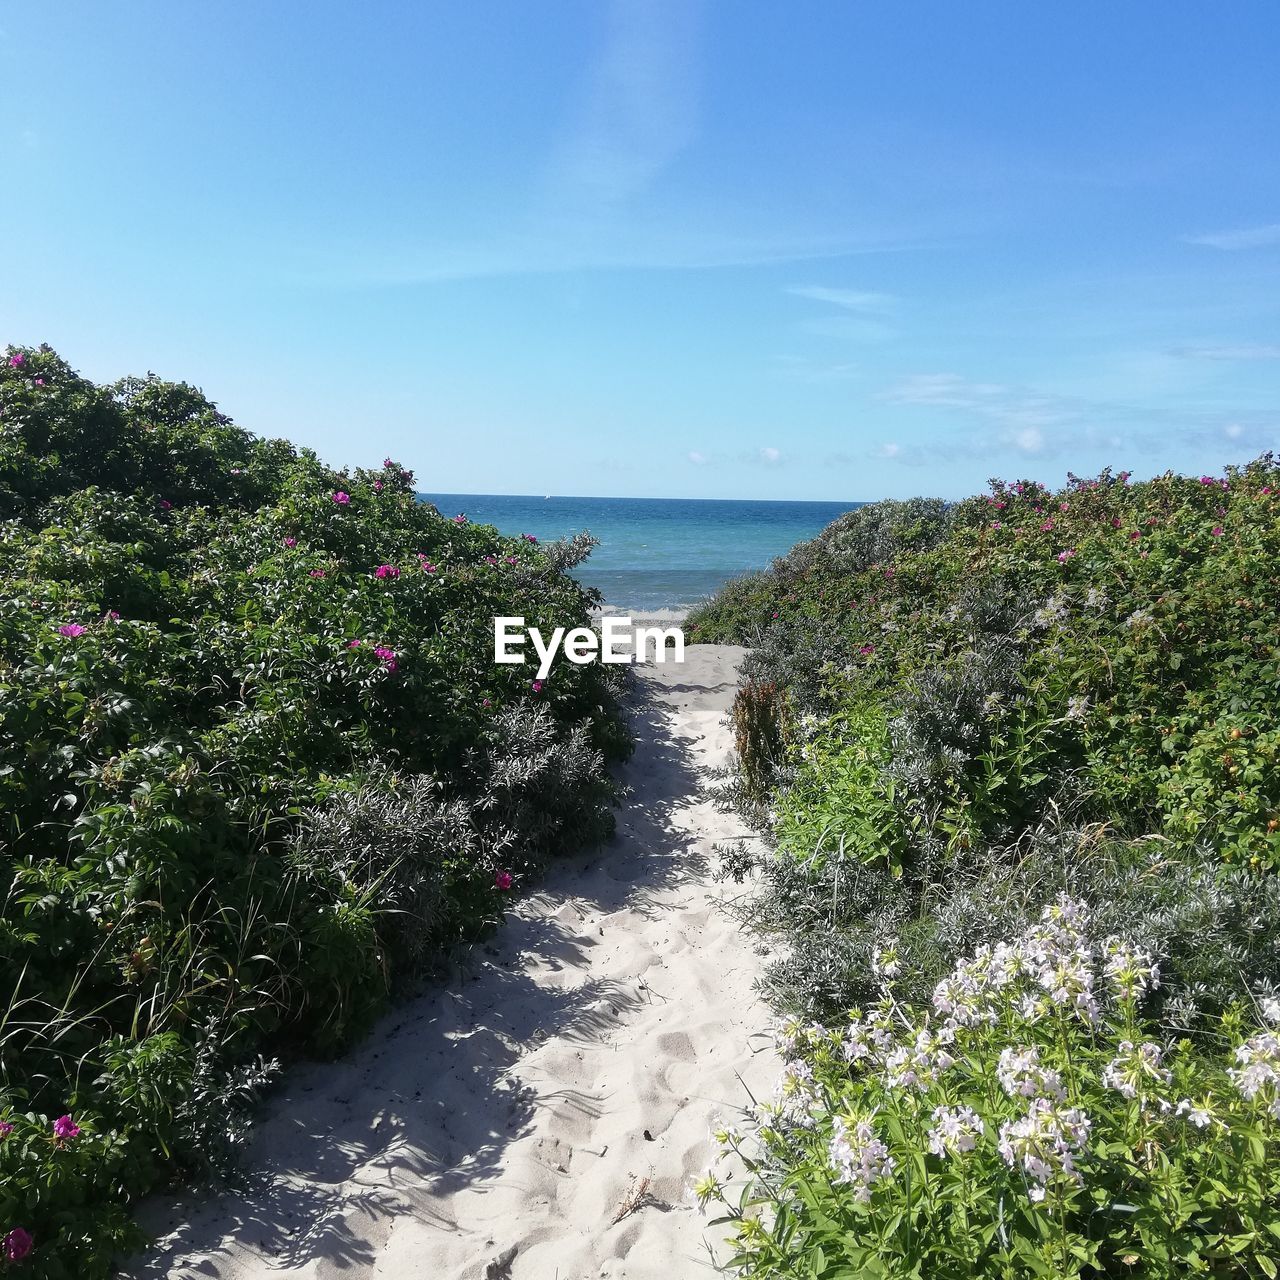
(759, 446), (782, 465)
(1168, 343), (1280, 360)
(687, 450), (708, 465)
(543, 0), (701, 209)
(771, 355), (861, 382)
(881, 373), (1071, 445)
(786, 285), (895, 313)
(1184, 222), (1280, 250)
(874, 372), (1280, 466)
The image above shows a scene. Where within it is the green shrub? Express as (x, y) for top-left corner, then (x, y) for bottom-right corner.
(700, 462), (1280, 1273)
(700, 903), (1280, 1278)
(0, 344), (630, 1274)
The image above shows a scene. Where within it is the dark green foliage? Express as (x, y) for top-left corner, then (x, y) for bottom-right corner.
(699, 465), (1280, 1276)
(0, 344), (629, 1276)
(698, 458), (1280, 1015)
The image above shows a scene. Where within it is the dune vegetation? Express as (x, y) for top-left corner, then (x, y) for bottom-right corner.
(0, 345), (629, 1277)
(687, 466), (1280, 1276)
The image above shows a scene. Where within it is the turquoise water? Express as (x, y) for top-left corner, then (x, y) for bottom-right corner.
(421, 493), (861, 612)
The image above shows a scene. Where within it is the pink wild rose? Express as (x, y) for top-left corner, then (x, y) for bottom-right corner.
(374, 564), (400, 579)
(4, 1228), (33, 1262)
(332, 491), (351, 505)
(494, 870), (513, 891)
(58, 623), (87, 638)
(52, 1114), (80, 1140)
(0, 1121), (13, 1138)
(8, 353), (25, 367)
(284, 537), (297, 548)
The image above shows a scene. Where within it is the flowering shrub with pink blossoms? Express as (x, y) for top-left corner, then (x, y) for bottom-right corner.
(0, 346), (629, 1275)
(699, 900), (1280, 1277)
(694, 463), (1280, 1271)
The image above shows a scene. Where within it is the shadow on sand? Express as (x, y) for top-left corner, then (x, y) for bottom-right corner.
(126, 667), (714, 1277)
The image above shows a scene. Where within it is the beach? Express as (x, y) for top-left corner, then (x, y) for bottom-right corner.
(127, 644), (775, 1279)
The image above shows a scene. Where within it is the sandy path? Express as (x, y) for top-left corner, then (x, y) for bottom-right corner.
(129, 644), (773, 1280)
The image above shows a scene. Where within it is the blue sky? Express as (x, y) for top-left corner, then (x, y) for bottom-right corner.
(2, 2), (1278, 500)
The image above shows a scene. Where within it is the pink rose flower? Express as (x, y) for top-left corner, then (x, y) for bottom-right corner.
(160, 499), (172, 511)
(494, 870), (513, 891)
(1211, 526), (1224, 537)
(532, 680), (543, 693)
(0, 1121), (13, 1139)
(58, 623), (86, 637)
(52, 1114), (80, 1140)
(453, 514), (467, 524)
(284, 537), (297, 548)
(7, 353), (25, 367)
(374, 564), (399, 579)
(4, 1228), (33, 1262)
(332, 491), (351, 505)
(309, 569), (326, 578)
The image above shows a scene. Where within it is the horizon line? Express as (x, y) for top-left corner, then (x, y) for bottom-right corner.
(417, 490), (874, 506)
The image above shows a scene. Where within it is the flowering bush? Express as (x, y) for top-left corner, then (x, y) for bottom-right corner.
(701, 902), (1280, 1277)
(0, 345), (629, 1274)
(697, 462), (1280, 1272)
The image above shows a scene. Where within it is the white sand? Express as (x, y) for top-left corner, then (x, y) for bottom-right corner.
(129, 644), (774, 1280)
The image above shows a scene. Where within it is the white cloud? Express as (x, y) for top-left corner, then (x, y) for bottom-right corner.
(787, 285), (895, 313)
(1184, 223), (1280, 250)
(1012, 426), (1045, 454)
(1169, 343), (1280, 360)
(544, 0), (701, 208)
(759, 446), (782, 464)
(687, 450), (708, 464)
(772, 355), (861, 381)
(875, 369), (1280, 466)
(877, 442), (901, 458)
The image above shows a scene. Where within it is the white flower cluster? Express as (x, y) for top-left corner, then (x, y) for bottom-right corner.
(1084, 586), (1108, 611)
(872, 939), (903, 980)
(997, 1099), (1093, 1201)
(1032, 594), (1069, 630)
(1101, 938), (1161, 1002)
(934, 940), (1021, 1025)
(828, 1114), (896, 1202)
(927, 1104), (985, 1157)
(1019, 897), (1100, 1022)
(1101, 1040), (1172, 1102)
(1229, 1028), (1280, 1119)
(997, 1045), (1066, 1102)
(772, 1057), (821, 1129)
(1065, 694), (1090, 721)
(842, 1010), (897, 1066)
(882, 1026), (957, 1093)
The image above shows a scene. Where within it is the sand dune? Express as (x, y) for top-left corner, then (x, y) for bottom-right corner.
(128, 644), (774, 1280)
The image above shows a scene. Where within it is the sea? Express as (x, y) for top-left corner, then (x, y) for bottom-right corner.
(420, 493), (862, 615)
